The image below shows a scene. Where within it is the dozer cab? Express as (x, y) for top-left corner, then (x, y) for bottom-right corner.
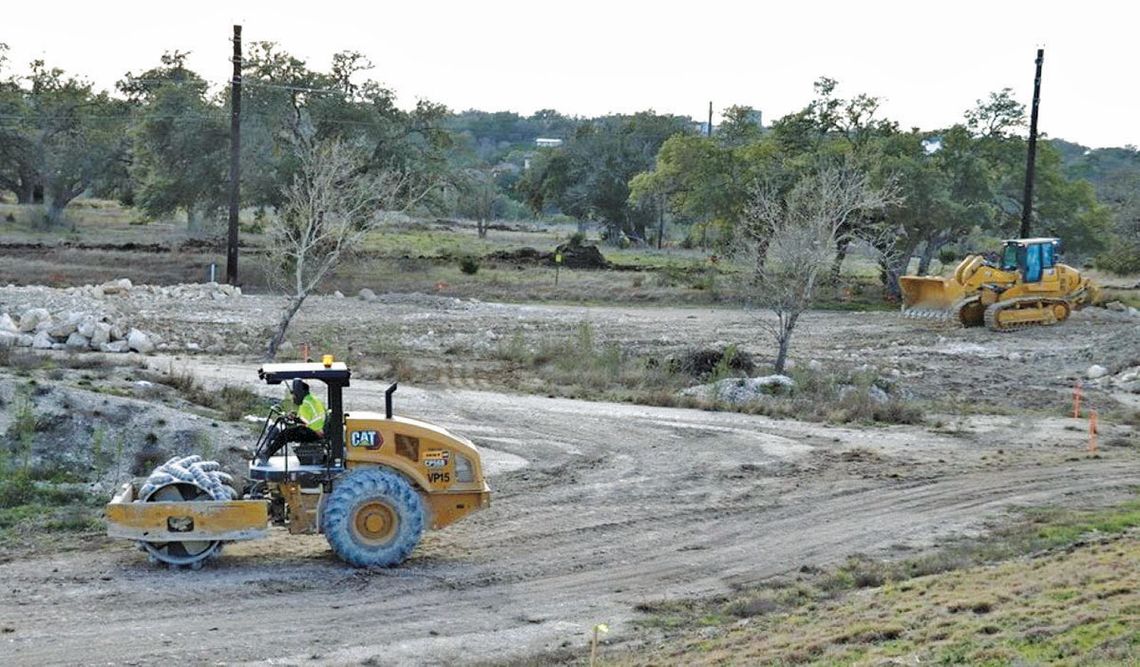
(105, 359), (490, 568)
(899, 237), (1102, 332)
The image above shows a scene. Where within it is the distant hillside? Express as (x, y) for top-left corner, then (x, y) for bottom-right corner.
(1050, 138), (1140, 193)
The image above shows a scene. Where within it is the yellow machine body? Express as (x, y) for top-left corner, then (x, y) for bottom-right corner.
(105, 483), (268, 542)
(105, 370), (491, 568)
(899, 238), (1102, 331)
(341, 412), (491, 529)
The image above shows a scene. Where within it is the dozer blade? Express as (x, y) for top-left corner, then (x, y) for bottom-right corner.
(898, 275), (965, 320)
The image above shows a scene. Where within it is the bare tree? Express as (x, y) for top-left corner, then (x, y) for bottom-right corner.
(738, 165), (894, 374)
(263, 139), (434, 358)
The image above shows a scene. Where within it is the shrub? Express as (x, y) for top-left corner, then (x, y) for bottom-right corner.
(1095, 240), (1140, 275)
(218, 385), (265, 421)
(459, 255), (480, 275)
(0, 470), (35, 506)
(938, 247), (958, 265)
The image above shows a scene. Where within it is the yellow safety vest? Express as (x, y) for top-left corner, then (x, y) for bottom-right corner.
(298, 393), (327, 433)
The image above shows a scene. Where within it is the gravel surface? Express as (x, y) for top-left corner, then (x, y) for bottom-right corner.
(0, 285), (1136, 665)
(1, 362), (1138, 665)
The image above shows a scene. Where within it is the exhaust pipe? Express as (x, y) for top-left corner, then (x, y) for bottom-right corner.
(385, 383), (397, 419)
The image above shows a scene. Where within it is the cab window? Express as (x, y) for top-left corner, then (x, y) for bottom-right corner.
(1000, 244), (1019, 271)
(1041, 242), (1055, 268)
(1024, 243), (1042, 282)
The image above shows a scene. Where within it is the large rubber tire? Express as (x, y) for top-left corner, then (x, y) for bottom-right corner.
(322, 468), (425, 567)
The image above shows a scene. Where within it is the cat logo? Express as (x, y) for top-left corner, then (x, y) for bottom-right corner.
(423, 449), (450, 469)
(350, 430), (382, 450)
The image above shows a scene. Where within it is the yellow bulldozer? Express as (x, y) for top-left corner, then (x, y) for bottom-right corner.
(899, 237), (1102, 332)
(105, 359), (490, 568)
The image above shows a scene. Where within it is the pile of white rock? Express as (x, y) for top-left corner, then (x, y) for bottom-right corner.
(0, 308), (158, 353)
(68, 278), (241, 301)
(681, 375), (796, 404)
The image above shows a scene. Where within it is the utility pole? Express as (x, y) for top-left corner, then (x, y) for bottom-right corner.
(707, 101), (713, 138)
(226, 24), (242, 285)
(1019, 48), (1044, 239)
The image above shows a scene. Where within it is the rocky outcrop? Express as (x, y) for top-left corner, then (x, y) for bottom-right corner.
(0, 278), (240, 355)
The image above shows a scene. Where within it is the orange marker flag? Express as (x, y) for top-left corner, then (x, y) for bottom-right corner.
(1089, 409), (1098, 454)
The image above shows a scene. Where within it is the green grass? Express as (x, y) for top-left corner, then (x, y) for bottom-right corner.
(0, 469), (105, 551)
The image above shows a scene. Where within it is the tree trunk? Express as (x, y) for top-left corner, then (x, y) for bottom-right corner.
(916, 235), (944, 276)
(879, 256), (906, 302)
(16, 179), (36, 205)
(265, 294), (308, 360)
(43, 184), (81, 229)
(477, 217), (487, 239)
(656, 195), (665, 250)
(831, 237), (850, 283)
(773, 312), (799, 375)
(753, 235), (770, 274)
(632, 220), (647, 243)
(44, 200), (66, 228)
(11, 169), (40, 204)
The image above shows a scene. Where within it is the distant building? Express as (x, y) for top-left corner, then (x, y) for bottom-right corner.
(535, 138), (563, 148)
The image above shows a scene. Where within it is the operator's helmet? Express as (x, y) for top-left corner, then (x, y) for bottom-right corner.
(291, 379), (310, 405)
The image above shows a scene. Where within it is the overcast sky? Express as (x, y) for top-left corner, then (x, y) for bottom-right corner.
(5, 0), (1136, 148)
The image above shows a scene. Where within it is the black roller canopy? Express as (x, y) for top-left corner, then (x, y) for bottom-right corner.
(258, 362), (351, 386)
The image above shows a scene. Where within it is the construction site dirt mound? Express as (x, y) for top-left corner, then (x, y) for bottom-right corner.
(484, 242), (609, 269)
(485, 246), (551, 265)
(553, 240), (609, 269)
(666, 347), (757, 379)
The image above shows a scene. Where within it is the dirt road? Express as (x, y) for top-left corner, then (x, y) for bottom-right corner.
(2, 370), (1137, 665)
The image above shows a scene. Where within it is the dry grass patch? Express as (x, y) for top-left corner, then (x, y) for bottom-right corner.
(607, 498), (1140, 666)
(613, 535), (1140, 666)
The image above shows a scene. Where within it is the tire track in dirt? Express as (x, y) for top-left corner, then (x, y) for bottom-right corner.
(1, 374), (1136, 666)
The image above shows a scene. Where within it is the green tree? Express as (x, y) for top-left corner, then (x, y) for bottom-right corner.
(24, 61), (128, 227)
(0, 43), (41, 204)
(239, 43), (451, 213)
(717, 105), (763, 147)
(120, 52), (228, 233)
(963, 92), (1109, 255)
(517, 112), (692, 241)
(629, 133), (787, 248)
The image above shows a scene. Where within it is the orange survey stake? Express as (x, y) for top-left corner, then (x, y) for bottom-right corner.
(1089, 409), (1098, 453)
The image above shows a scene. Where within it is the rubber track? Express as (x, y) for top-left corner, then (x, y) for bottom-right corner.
(952, 296), (984, 328)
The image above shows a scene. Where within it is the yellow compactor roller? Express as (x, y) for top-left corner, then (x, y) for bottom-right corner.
(899, 237), (1102, 332)
(105, 360), (490, 568)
